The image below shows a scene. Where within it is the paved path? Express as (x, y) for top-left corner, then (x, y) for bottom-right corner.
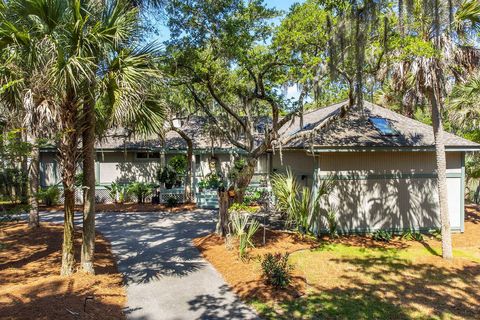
(41, 209), (259, 320)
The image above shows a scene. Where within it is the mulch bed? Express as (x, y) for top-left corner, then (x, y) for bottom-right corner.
(193, 229), (316, 301)
(0, 223), (126, 320)
(194, 205), (480, 315)
(42, 202), (197, 213)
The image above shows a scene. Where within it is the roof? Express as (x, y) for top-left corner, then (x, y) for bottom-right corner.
(90, 100), (479, 152)
(95, 116), (239, 151)
(284, 100), (480, 151)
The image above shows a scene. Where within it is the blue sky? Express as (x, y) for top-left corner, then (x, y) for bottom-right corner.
(146, 0), (302, 43)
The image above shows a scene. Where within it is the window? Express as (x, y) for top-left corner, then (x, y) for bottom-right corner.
(195, 154), (201, 169)
(136, 152), (161, 159)
(149, 152), (161, 159)
(369, 117), (398, 136)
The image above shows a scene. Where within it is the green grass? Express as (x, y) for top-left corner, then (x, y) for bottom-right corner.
(250, 243), (479, 320)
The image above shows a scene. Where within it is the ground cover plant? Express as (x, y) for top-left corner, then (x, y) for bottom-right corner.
(194, 205), (480, 320)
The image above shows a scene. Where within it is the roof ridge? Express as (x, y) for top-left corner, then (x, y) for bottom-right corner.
(302, 99), (349, 116)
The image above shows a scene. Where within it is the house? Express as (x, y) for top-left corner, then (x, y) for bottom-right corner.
(39, 100), (480, 233)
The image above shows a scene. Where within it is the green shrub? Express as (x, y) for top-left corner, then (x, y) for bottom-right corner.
(271, 168), (335, 235)
(38, 186), (60, 206)
(198, 173), (223, 190)
(372, 230), (392, 242)
(230, 213), (260, 258)
(243, 187), (265, 205)
(105, 182), (129, 203)
(228, 202), (259, 214)
(325, 210), (338, 238)
(128, 182), (152, 204)
(261, 253), (293, 289)
(157, 166), (178, 189)
(401, 229), (424, 241)
(166, 196), (179, 207)
(75, 173), (84, 187)
(168, 155), (187, 175)
(428, 228), (442, 240)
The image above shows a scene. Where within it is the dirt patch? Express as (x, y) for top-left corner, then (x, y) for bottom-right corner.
(0, 223), (126, 320)
(42, 202), (197, 213)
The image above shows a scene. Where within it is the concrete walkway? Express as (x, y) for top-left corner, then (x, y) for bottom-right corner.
(41, 209), (259, 320)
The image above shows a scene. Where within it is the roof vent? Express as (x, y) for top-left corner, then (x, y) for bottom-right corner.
(369, 117), (398, 136)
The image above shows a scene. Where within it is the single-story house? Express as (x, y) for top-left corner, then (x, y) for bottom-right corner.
(39, 100), (480, 233)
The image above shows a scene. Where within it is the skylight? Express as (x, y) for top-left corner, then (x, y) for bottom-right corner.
(369, 117), (397, 136)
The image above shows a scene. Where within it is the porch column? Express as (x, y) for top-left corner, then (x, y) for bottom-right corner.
(310, 154), (321, 234)
(192, 152), (197, 201)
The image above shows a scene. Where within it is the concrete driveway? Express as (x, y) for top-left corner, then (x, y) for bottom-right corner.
(41, 209), (259, 320)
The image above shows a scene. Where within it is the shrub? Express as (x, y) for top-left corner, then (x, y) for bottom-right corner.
(228, 202), (259, 214)
(198, 173), (223, 190)
(428, 228), (442, 240)
(157, 166), (178, 189)
(168, 155), (187, 175)
(243, 187), (265, 205)
(372, 230), (392, 242)
(401, 229), (424, 241)
(128, 182), (152, 204)
(105, 182), (129, 203)
(271, 168), (335, 235)
(325, 210), (338, 238)
(166, 196), (179, 207)
(261, 253), (293, 289)
(230, 213), (260, 258)
(105, 182), (119, 203)
(38, 186), (60, 206)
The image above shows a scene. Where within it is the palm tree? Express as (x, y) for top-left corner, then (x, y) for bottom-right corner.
(448, 72), (480, 130)
(388, 0), (480, 259)
(0, 0), (164, 275)
(0, 5), (57, 228)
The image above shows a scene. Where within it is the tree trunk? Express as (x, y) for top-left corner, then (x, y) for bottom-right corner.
(234, 158), (257, 203)
(59, 100), (78, 276)
(28, 144), (40, 228)
(185, 140), (193, 202)
(216, 190), (229, 236)
(170, 127), (194, 202)
(428, 89), (453, 260)
(81, 97), (96, 275)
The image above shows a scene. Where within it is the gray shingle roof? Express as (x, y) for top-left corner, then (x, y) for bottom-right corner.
(284, 100), (480, 150)
(96, 116), (236, 151)
(94, 101), (479, 151)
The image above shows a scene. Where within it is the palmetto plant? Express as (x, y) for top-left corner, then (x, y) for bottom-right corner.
(271, 168), (334, 235)
(229, 213), (260, 259)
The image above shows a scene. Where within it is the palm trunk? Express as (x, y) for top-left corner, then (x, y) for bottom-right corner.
(234, 158), (257, 203)
(81, 96), (96, 274)
(60, 101), (78, 276)
(428, 89), (453, 260)
(28, 143), (40, 228)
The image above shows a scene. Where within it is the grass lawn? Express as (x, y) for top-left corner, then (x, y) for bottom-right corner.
(195, 205), (480, 320)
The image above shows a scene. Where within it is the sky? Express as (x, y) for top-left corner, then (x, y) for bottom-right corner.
(146, 0), (302, 44)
